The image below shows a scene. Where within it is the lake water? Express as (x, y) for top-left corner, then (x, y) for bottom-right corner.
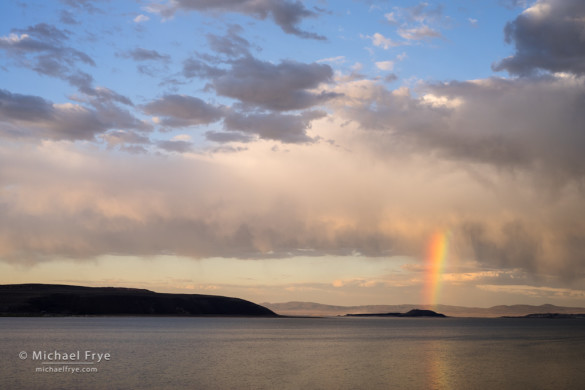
(1, 317), (584, 389)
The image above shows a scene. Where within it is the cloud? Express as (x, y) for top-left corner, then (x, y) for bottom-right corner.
(364, 32), (403, 49)
(0, 23), (133, 106)
(134, 14), (150, 23)
(384, 12), (398, 24)
(119, 48), (170, 62)
(118, 48), (171, 76)
(223, 110), (326, 144)
(398, 25), (442, 40)
(1, 134), (583, 283)
(182, 58), (228, 79)
(498, 0), (529, 9)
(206, 24), (252, 57)
(86, 96), (152, 131)
(148, 0), (325, 40)
(376, 2), (446, 44)
(477, 284), (585, 299)
(180, 54), (338, 143)
(494, 0), (585, 76)
(71, 80), (134, 107)
(205, 131), (254, 144)
(375, 61), (394, 71)
(156, 139), (194, 153)
(0, 89), (106, 141)
(60, 10), (79, 25)
(460, 221), (542, 274)
(101, 130), (151, 148)
(0, 24), (95, 75)
(211, 57), (337, 111)
(0, 88), (150, 141)
(142, 94), (224, 128)
(459, 219), (585, 281)
(332, 75), (585, 183)
(0, 146), (400, 261)
(60, 0), (103, 14)
(12, 23), (71, 43)
(401, 2), (444, 24)
(317, 56), (346, 64)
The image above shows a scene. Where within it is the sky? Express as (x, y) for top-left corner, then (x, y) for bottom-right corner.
(1, 0), (585, 308)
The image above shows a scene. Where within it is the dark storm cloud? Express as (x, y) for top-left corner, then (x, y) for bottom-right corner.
(224, 110), (325, 143)
(493, 0), (585, 76)
(340, 76), (585, 182)
(426, 77), (585, 179)
(461, 221), (541, 274)
(142, 94), (224, 127)
(212, 57), (337, 111)
(460, 220), (585, 280)
(150, 0), (325, 40)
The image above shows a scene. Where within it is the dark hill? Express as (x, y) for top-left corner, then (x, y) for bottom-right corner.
(0, 284), (277, 317)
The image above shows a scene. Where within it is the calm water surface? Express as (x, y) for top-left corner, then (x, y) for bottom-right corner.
(1, 317), (584, 389)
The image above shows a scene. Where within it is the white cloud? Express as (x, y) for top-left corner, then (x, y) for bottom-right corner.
(384, 12), (397, 23)
(134, 14), (150, 23)
(317, 56), (346, 64)
(375, 61), (394, 71)
(398, 25), (442, 40)
(365, 32), (402, 49)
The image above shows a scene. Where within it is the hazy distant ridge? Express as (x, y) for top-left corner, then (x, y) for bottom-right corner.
(263, 301), (585, 318)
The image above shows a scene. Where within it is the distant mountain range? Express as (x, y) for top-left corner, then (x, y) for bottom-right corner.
(3, 284), (583, 318)
(0, 284), (276, 317)
(263, 301), (585, 318)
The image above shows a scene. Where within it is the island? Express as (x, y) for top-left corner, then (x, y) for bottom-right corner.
(0, 284), (277, 317)
(345, 309), (447, 318)
(502, 313), (585, 319)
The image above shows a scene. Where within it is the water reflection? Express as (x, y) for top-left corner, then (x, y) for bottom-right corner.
(424, 339), (451, 390)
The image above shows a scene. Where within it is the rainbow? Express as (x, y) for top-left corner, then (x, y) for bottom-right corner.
(423, 230), (450, 307)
